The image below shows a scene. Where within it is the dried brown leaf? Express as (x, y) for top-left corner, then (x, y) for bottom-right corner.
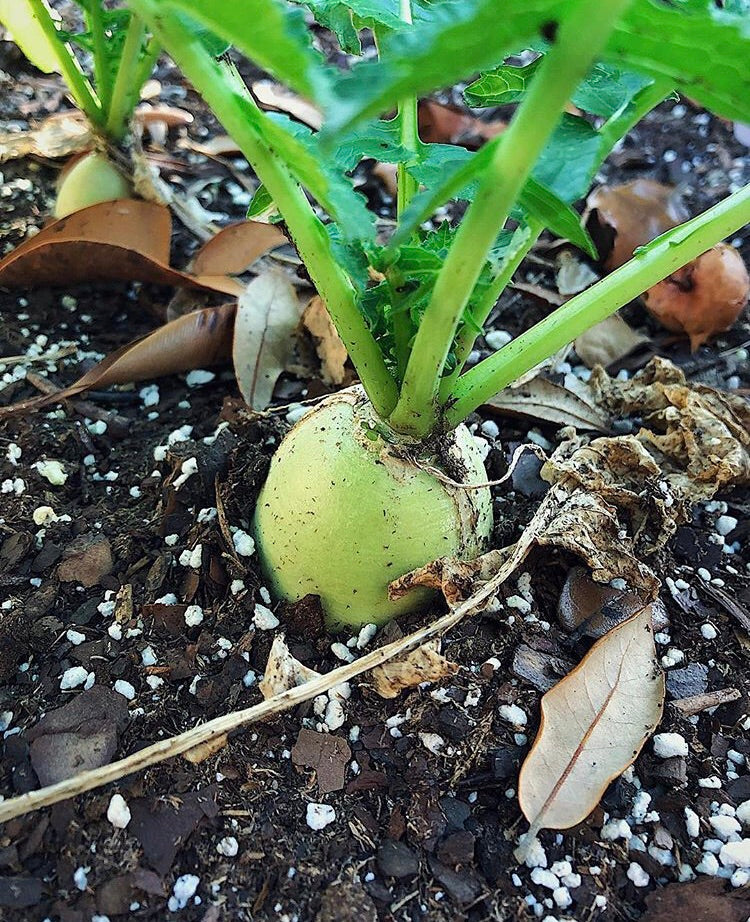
(0, 199), (241, 294)
(301, 296), (348, 386)
(518, 606), (664, 831)
(251, 80), (323, 130)
(574, 313), (648, 369)
(190, 220), (287, 277)
(0, 305), (236, 417)
(484, 374), (611, 431)
(370, 639), (458, 699)
(587, 179), (688, 271)
(0, 111), (92, 163)
(259, 635), (321, 699)
(233, 270), (303, 410)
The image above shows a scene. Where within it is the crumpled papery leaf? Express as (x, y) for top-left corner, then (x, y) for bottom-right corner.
(259, 635), (321, 699)
(591, 357), (750, 497)
(393, 358), (749, 612)
(518, 605), (664, 833)
(484, 373), (611, 432)
(369, 639), (458, 699)
(0, 111), (93, 163)
(233, 270), (304, 410)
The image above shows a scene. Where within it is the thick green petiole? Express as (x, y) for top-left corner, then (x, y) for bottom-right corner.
(105, 17), (148, 139)
(445, 183), (750, 426)
(130, 1), (398, 417)
(388, 0), (636, 438)
(27, 0), (103, 125)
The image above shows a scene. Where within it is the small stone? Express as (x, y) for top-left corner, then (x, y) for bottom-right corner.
(498, 704), (527, 727)
(530, 868), (558, 890)
(710, 815), (741, 841)
(715, 515), (738, 536)
(377, 839), (419, 878)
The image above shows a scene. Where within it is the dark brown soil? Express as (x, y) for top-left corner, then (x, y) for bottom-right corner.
(0, 35), (749, 922)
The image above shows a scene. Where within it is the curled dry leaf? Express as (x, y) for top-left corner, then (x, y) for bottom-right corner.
(396, 359), (750, 616)
(574, 312), (648, 369)
(0, 111), (92, 163)
(259, 635), (321, 699)
(190, 220), (287, 277)
(0, 199), (242, 294)
(369, 639), (458, 699)
(587, 179), (688, 271)
(0, 305), (236, 418)
(301, 296), (349, 386)
(518, 606), (664, 833)
(233, 270), (304, 410)
(418, 99), (505, 147)
(642, 242), (749, 350)
(251, 80), (323, 130)
(484, 373), (611, 432)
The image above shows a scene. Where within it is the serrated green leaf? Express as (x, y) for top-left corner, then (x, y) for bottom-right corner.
(572, 62), (651, 118)
(332, 116), (411, 171)
(262, 112), (376, 240)
(323, 0), (750, 136)
(466, 57), (650, 119)
(532, 113), (602, 203)
(518, 177), (595, 257)
(604, 0), (750, 123)
(464, 57), (544, 107)
(322, 0), (561, 137)
(301, 0), (361, 53)
(153, 0), (328, 98)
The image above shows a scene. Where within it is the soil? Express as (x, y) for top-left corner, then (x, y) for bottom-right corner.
(1, 31), (750, 922)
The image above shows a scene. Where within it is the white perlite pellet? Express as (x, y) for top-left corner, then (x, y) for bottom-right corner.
(106, 794), (131, 829)
(653, 732), (688, 759)
(720, 840), (750, 868)
(216, 836), (239, 857)
(114, 680), (135, 700)
(168, 875), (200, 911)
(232, 529), (255, 557)
(498, 704), (527, 727)
(60, 666), (90, 690)
(627, 863), (649, 887)
(184, 605), (204, 627)
(253, 604), (279, 630)
(306, 803), (336, 830)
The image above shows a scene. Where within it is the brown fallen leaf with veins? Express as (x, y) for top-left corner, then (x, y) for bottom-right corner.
(484, 373), (611, 432)
(301, 296), (349, 386)
(233, 270), (304, 410)
(587, 179), (688, 271)
(0, 304), (236, 418)
(369, 639), (458, 699)
(643, 242), (749, 350)
(518, 605), (664, 834)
